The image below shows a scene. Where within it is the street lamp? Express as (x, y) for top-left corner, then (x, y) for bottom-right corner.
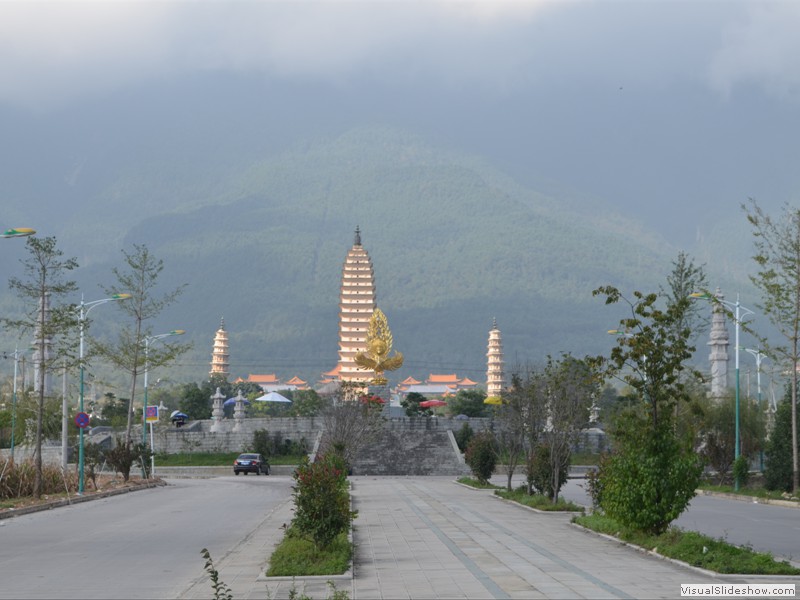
(744, 347), (767, 472)
(143, 330), (185, 477)
(1, 227), (36, 238)
(691, 292), (755, 490)
(77, 294), (131, 494)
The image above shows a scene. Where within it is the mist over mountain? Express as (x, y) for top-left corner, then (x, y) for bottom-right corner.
(2, 2), (798, 389)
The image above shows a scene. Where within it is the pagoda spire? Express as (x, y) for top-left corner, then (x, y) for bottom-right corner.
(337, 228), (376, 384)
(487, 318), (505, 399)
(708, 288), (729, 399)
(209, 317), (230, 380)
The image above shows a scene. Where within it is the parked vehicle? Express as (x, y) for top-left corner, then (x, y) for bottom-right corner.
(233, 453), (270, 475)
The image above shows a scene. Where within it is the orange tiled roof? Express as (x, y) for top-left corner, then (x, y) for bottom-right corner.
(246, 374), (279, 384)
(427, 374), (460, 384)
(400, 376), (422, 385)
(459, 378), (478, 386)
(286, 376), (307, 385)
(323, 364), (342, 378)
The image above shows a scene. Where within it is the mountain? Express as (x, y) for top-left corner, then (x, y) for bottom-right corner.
(1, 123), (754, 388)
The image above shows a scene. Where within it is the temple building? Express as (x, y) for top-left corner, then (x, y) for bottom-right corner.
(336, 226), (377, 383)
(209, 318), (230, 379)
(487, 318), (505, 398)
(397, 374), (479, 398)
(238, 374), (309, 392)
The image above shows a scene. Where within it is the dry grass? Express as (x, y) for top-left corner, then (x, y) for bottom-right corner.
(1, 456), (154, 513)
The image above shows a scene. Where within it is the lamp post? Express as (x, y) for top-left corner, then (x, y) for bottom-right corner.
(691, 292), (754, 491)
(1, 227), (36, 239)
(77, 294), (131, 494)
(745, 347), (766, 472)
(142, 330), (185, 477)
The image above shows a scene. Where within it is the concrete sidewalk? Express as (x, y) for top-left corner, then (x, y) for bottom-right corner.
(183, 477), (800, 599)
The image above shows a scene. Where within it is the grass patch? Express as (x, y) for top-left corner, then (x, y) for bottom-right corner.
(267, 528), (352, 576)
(574, 513), (800, 575)
(698, 482), (799, 502)
(457, 476), (502, 490)
(155, 452), (306, 466)
(495, 487), (584, 512)
(570, 451), (600, 465)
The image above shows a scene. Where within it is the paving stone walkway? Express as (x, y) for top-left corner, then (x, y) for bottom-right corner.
(181, 476), (800, 599)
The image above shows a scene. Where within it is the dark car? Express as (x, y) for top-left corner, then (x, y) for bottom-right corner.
(233, 453), (270, 475)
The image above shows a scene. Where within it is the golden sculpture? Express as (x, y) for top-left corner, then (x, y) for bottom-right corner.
(354, 307), (404, 386)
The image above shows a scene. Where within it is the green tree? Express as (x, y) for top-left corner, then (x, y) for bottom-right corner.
(289, 389), (326, 417)
(661, 250), (709, 341)
(179, 383), (212, 420)
(764, 396), (800, 492)
(449, 389), (488, 417)
(591, 286), (703, 534)
(464, 431), (497, 485)
(4, 237), (78, 498)
(400, 391), (429, 416)
(93, 245), (189, 446)
(698, 393), (765, 485)
(744, 200), (800, 493)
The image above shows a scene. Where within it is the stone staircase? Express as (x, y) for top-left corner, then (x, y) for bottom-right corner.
(350, 418), (470, 476)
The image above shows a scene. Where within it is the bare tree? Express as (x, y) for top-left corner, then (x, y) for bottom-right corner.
(744, 200), (800, 493)
(318, 382), (384, 468)
(496, 366), (548, 494)
(5, 237), (78, 498)
(541, 354), (597, 502)
(93, 245), (188, 446)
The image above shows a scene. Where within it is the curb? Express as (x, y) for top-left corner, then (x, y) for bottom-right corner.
(569, 521), (800, 576)
(0, 479), (167, 520)
(696, 489), (800, 509)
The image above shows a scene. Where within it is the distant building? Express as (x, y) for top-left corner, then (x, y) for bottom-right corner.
(238, 373), (309, 392)
(336, 226), (377, 383)
(397, 373), (479, 398)
(486, 318), (505, 398)
(707, 288), (729, 399)
(209, 317), (230, 379)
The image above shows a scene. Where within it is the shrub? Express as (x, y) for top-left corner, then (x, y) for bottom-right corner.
(464, 431), (496, 485)
(105, 438), (153, 481)
(527, 444), (569, 500)
(599, 422), (702, 535)
(291, 454), (356, 548)
(764, 399), (798, 492)
(252, 429), (272, 458)
(454, 422), (474, 452)
(732, 454), (750, 488)
(0, 458), (78, 499)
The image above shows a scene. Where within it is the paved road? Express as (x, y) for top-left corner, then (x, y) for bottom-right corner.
(502, 476), (800, 565)
(0, 476), (291, 599)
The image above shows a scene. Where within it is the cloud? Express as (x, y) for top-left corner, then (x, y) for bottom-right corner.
(0, 0), (552, 108)
(709, 3), (800, 99)
(2, 1), (798, 111)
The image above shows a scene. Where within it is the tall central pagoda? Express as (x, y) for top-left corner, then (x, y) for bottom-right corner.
(337, 227), (377, 383)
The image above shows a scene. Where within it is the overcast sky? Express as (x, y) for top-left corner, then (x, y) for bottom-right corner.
(1, 1), (798, 110)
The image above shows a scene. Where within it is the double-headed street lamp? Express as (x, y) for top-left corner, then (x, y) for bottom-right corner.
(744, 347), (767, 472)
(1, 227), (36, 239)
(691, 292), (755, 490)
(143, 330), (185, 476)
(77, 294), (131, 494)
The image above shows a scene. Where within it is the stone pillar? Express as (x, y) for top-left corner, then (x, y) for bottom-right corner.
(232, 389), (246, 432)
(210, 387), (225, 433)
(708, 288), (730, 399)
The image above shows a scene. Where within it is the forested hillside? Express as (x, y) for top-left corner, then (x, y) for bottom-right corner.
(2, 126), (746, 387)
